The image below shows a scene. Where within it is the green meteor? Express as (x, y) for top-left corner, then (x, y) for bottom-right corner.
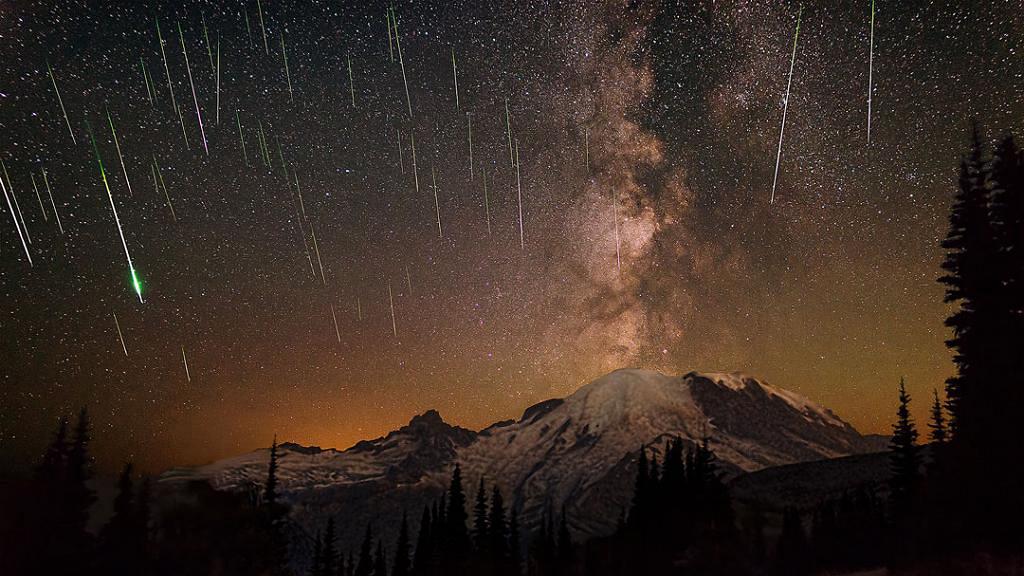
(770, 4), (802, 204)
(88, 121), (144, 303)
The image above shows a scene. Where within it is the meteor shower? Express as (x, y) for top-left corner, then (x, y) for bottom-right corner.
(1, 1), (1022, 575)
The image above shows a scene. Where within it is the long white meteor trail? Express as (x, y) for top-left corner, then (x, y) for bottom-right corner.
(89, 127), (144, 303)
(46, 62), (76, 145)
(155, 17), (188, 147)
(411, 132), (419, 193)
(31, 174), (48, 221)
(515, 140), (524, 250)
(387, 281), (397, 337)
(311, 224), (326, 285)
(281, 35), (293, 103)
(106, 108), (134, 198)
(348, 54), (355, 108)
(330, 304), (341, 342)
(1, 167), (32, 265)
(867, 0), (875, 144)
(451, 47), (459, 111)
(770, 5), (802, 205)
(181, 346), (191, 382)
(257, 0), (269, 54)
(483, 169), (491, 236)
(432, 166), (442, 238)
(2, 161), (30, 244)
(42, 169), (63, 234)
(178, 22), (209, 155)
(113, 313), (128, 356)
(393, 9), (413, 119)
(505, 99), (514, 168)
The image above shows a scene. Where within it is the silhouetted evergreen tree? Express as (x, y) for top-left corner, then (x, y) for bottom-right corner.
(488, 485), (509, 571)
(443, 464), (471, 568)
(323, 517), (338, 576)
(262, 435), (291, 574)
(98, 462), (143, 576)
(889, 377), (921, 521)
(266, 435), (280, 506)
(928, 388), (947, 444)
(473, 477), (489, 552)
(508, 510), (522, 576)
(627, 445), (650, 530)
(355, 524), (374, 576)
(940, 125), (999, 449)
(313, 531), (324, 576)
(984, 133), (1024, 549)
(412, 506), (432, 576)
(392, 512), (411, 576)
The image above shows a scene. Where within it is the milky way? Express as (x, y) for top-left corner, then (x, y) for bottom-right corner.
(1, 0), (1022, 473)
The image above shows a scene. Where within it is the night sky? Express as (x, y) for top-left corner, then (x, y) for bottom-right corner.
(2, 0), (1022, 474)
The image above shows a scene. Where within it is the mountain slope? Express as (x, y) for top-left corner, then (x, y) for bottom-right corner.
(159, 368), (881, 556)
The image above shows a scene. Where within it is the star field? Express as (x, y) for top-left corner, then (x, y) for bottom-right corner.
(1, 0), (1022, 473)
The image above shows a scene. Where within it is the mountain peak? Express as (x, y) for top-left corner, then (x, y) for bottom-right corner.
(409, 409), (445, 427)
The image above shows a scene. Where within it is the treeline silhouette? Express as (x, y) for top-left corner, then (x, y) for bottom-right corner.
(2, 127), (1022, 575)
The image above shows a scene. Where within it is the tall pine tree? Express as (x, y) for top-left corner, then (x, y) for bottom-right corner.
(889, 378), (921, 519)
(392, 512), (411, 576)
(444, 464), (470, 566)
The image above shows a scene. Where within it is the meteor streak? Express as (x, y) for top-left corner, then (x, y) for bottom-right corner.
(451, 47), (459, 111)
(867, 0), (875, 144)
(42, 169), (63, 234)
(257, 0), (269, 54)
(236, 111), (249, 166)
(393, 10), (413, 119)
(89, 125), (144, 303)
(155, 17), (188, 147)
(113, 313), (128, 356)
(181, 346), (191, 382)
(347, 54), (355, 108)
(505, 98), (514, 168)
(178, 22), (209, 155)
(153, 156), (176, 222)
(411, 132), (419, 193)
(483, 169), (491, 236)
(295, 172), (307, 220)
(30, 173), (47, 221)
(106, 108), (134, 198)
(46, 62), (76, 145)
(2, 161), (30, 244)
(432, 166), (442, 238)
(281, 35), (293, 103)
(467, 114), (473, 180)
(216, 35), (221, 124)
(140, 58), (154, 106)
(386, 11), (394, 62)
(770, 5), (802, 205)
(387, 281), (397, 337)
(330, 304), (341, 342)
(311, 224), (326, 285)
(0, 165), (32, 265)
(397, 128), (404, 173)
(202, 15), (214, 71)
(515, 140), (524, 250)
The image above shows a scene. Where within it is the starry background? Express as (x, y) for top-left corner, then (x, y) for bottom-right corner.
(1, 0), (1022, 474)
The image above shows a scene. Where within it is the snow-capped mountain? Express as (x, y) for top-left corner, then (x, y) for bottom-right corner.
(159, 368), (883, 555)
